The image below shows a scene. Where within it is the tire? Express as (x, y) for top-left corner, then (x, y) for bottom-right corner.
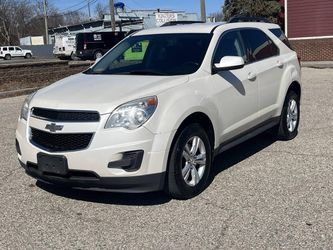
(275, 90), (300, 140)
(4, 54), (11, 60)
(166, 123), (212, 200)
(70, 52), (77, 60)
(94, 51), (103, 60)
(25, 53), (32, 59)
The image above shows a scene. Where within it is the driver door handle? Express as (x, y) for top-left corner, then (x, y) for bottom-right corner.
(248, 72), (257, 81)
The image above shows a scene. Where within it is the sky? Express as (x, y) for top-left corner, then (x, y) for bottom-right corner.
(53, 0), (225, 17)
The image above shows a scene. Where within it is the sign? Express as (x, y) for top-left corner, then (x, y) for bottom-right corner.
(155, 13), (178, 26)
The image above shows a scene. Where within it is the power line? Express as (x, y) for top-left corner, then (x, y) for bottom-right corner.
(57, 0), (88, 12)
(48, 0), (98, 18)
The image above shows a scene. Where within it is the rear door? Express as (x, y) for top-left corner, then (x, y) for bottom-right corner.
(8, 47), (15, 56)
(240, 28), (283, 121)
(15, 47), (24, 57)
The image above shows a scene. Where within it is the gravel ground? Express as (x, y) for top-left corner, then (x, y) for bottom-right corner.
(0, 67), (332, 249)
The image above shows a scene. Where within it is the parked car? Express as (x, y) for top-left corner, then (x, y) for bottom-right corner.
(75, 31), (126, 60)
(0, 46), (33, 60)
(53, 34), (76, 60)
(16, 19), (301, 199)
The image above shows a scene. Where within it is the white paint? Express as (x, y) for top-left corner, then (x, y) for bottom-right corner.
(289, 35), (333, 40)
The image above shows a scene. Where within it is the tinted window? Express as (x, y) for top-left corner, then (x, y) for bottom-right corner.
(86, 33), (212, 76)
(9, 47), (14, 51)
(15, 47), (22, 51)
(3, 47), (7, 51)
(241, 29), (279, 62)
(213, 30), (247, 64)
(269, 28), (293, 50)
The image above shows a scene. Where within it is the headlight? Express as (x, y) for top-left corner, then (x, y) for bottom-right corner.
(105, 96), (158, 130)
(20, 92), (36, 120)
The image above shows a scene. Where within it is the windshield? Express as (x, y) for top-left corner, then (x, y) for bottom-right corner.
(85, 33), (212, 76)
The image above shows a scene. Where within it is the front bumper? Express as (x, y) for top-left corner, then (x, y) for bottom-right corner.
(16, 114), (174, 192)
(20, 160), (165, 192)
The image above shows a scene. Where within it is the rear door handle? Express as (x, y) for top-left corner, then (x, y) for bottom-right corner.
(248, 72), (257, 81)
(277, 60), (284, 68)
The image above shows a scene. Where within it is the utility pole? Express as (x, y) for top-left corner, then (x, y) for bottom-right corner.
(88, 0), (91, 21)
(109, 0), (116, 31)
(43, 0), (49, 44)
(200, 0), (206, 22)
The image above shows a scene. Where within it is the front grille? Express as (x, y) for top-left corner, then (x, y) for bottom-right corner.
(30, 128), (93, 152)
(31, 107), (100, 122)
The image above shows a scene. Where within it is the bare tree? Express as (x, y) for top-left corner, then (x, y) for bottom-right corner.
(210, 11), (224, 22)
(0, 0), (90, 46)
(94, 2), (107, 19)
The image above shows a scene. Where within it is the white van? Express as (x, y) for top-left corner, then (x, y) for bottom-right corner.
(53, 35), (76, 60)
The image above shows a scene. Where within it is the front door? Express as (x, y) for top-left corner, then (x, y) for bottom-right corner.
(208, 30), (259, 142)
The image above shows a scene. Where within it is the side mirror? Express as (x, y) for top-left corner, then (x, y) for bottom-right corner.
(213, 56), (245, 73)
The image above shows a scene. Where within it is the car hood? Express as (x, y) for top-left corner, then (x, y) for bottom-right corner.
(31, 73), (189, 114)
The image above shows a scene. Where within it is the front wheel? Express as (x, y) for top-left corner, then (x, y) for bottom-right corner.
(166, 124), (212, 200)
(275, 91), (300, 140)
(25, 53), (32, 59)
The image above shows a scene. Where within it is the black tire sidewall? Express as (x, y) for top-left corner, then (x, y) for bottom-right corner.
(25, 53), (31, 59)
(94, 51), (103, 60)
(279, 91), (300, 140)
(167, 124), (212, 199)
(5, 54), (11, 60)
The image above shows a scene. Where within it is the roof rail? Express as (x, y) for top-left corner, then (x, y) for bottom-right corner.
(228, 16), (270, 23)
(161, 21), (204, 27)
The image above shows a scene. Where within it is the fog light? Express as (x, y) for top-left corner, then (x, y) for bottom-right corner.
(108, 150), (144, 172)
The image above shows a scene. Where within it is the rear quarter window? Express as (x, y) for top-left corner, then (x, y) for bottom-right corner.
(269, 28), (293, 50)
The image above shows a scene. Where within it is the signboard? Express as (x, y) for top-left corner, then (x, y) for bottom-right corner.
(155, 12), (178, 26)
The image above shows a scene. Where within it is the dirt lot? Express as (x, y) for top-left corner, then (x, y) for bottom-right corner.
(0, 67), (332, 249)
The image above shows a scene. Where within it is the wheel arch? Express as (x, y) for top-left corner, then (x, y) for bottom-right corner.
(172, 112), (215, 151)
(287, 81), (301, 99)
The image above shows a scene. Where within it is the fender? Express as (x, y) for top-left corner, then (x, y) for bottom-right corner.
(275, 57), (301, 116)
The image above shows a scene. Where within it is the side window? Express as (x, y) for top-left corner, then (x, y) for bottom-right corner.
(15, 47), (22, 51)
(9, 47), (14, 51)
(213, 30), (247, 64)
(269, 28), (293, 50)
(241, 29), (279, 62)
(3, 47), (7, 51)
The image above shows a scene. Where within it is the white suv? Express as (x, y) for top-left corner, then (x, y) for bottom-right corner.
(16, 21), (301, 199)
(0, 46), (33, 60)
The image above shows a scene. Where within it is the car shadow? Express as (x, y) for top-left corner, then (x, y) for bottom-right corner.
(209, 132), (276, 183)
(218, 71), (246, 96)
(36, 132), (276, 205)
(36, 181), (171, 206)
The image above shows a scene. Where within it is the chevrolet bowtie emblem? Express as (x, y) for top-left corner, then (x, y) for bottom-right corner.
(45, 123), (64, 132)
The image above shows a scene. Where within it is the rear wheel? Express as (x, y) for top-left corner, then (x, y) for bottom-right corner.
(275, 91), (300, 140)
(94, 51), (103, 60)
(4, 54), (11, 60)
(166, 124), (212, 200)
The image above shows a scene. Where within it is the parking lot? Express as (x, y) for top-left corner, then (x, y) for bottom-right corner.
(0, 67), (332, 249)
